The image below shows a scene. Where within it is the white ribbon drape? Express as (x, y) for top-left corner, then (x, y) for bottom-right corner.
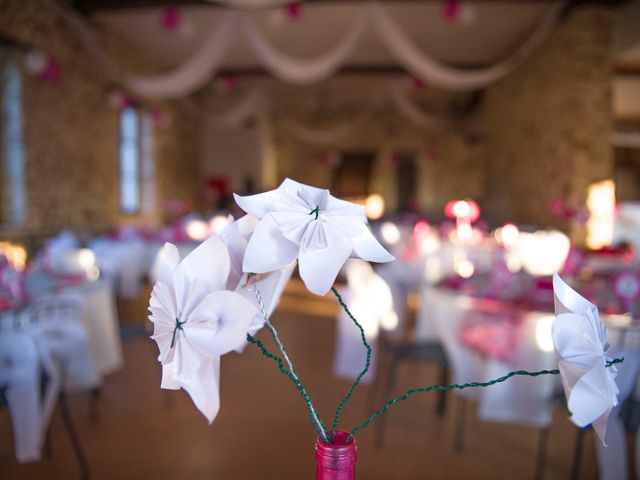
(241, 8), (369, 84)
(57, 1), (565, 99)
(124, 12), (241, 99)
(386, 81), (440, 128)
(369, 2), (564, 91)
(205, 81), (440, 145)
(209, 87), (268, 129)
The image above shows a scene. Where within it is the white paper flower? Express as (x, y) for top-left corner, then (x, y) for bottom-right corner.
(552, 273), (619, 444)
(149, 235), (257, 423)
(234, 178), (394, 295)
(218, 214), (295, 337)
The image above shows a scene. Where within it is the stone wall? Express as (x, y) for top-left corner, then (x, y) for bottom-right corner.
(265, 5), (614, 230)
(0, 0), (199, 251)
(270, 105), (484, 217)
(479, 6), (614, 231)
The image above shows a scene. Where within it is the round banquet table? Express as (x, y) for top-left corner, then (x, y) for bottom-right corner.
(417, 286), (640, 480)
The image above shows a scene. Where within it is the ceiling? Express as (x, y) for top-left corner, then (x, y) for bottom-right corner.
(93, 1), (553, 70)
(90, 0), (640, 122)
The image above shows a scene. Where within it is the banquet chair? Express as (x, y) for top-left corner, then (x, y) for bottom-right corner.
(27, 294), (91, 480)
(371, 294), (450, 448)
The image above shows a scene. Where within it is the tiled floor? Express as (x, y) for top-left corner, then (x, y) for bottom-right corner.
(1, 282), (602, 479)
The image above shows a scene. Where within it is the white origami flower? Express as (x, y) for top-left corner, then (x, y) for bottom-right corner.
(234, 178), (394, 295)
(149, 235), (257, 423)
(552, 273), (619, 444)
(218, 214), (296, 337)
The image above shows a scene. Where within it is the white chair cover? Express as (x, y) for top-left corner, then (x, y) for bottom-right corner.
(333, 260), (396, 383)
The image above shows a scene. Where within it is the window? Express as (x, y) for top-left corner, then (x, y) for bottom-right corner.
(119, 107), (155, 215)
(140, 112), (155, 216)
(1, 51), (26, 227)
(119, 107), (140, 214)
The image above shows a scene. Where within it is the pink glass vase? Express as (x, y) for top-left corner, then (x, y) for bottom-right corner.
(315, 431), (357, 480)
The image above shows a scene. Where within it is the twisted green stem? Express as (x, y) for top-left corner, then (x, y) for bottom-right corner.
(250, 286), (328, 440)
(347, 357), (624, 443)
(247, 333), (329, 442)
(331, 286), (372, 442)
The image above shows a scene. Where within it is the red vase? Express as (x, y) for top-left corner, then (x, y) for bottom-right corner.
(315, 431), (357, 480)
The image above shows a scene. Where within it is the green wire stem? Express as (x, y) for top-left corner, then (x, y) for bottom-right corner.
(246, 333), (329, 442)
(331, 286), (372, 443)
(347, 357), (624, 443)
(250, 285), (328, 440)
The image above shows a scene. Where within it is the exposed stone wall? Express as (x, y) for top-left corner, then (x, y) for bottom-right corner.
(270, 107), (484, 217)
(267, 5), (614, 229)
(0, 0), (199, 251)
(479, 6), (614, 232)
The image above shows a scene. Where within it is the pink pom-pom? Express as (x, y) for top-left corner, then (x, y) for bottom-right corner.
(161, 7), (181, 31)
(442, 0), (461, 21)
(285, 2), (302, 21)
(40, 58), (61, 84)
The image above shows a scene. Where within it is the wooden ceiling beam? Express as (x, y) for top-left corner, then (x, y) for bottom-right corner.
(71, 0), (594, 14)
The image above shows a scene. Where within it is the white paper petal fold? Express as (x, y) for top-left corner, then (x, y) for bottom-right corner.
(149, 234), (258, 423)
(235, 178), (394, 295)
(552, 274), (619, 445)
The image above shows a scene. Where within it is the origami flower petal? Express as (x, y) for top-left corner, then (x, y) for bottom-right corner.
(299, 221), (352, 296)
(186, 290), (257, 355)
(156, 242), (181, 287)
(218, 214), (259, 290)
(235, 178), (394, 295)
(552, 274), (619, 445)
(173, 235), (230, 314)
(250, 263), (296, 319)
(242, 214), (299, 273)
(325, 194), (366, 217)
(553, 273), (597, 318)
(172, 345), (221, 424)
(161, 361), (180, 390)
(280, 178), (329, 211)
(567, 361), (615, 427)
(351, 227), (396, 263)
(149, 233), (259, 424)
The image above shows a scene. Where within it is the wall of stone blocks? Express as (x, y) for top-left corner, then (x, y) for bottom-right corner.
(270, 107), (485, 218)
(479, 6), (614, 232)
(0, 0), (199, 251)
(267, 7), (614, 228)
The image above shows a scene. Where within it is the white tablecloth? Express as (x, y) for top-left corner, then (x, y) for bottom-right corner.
(1, 279), (123, 463)
(90, 238), (156, 298)
(64, 279), (123, 378)
(418, 287), (557, 427)
(419, 287), (640, 479)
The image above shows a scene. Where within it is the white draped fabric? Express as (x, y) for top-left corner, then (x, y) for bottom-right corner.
(0, 294), (96, 463)
(209, 88), (268, 129)
(277, 108), (376, 146)
(58, 1), (565, 99)
(419, 288), (558, 426)
(124, 12), (241, 99)
(369, 2), (563, 91)
(333, 260), (396, 383)
(205, 82), (439, 145)
(386, 81), (440, 128)
(241, 8), (369, 85)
